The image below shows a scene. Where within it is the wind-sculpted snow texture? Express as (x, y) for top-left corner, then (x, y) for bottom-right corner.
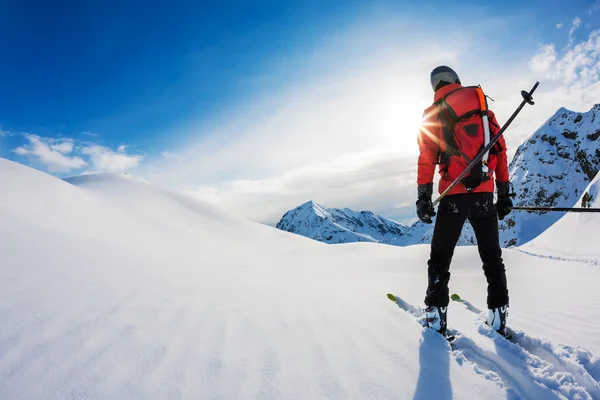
(1, 157), (600, 399)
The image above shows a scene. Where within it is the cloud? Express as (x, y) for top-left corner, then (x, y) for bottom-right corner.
(13, 135), (87, 173)
(529, 29), (600, 90)
(13, 134), (143, 175)
(139, 13), (599, 225)
(81, 144), (143, 173)
(529, 44), (557, 73)
(186, 152), (418, 225)
(556, 23), (564, 29)
(569, 17), (582, 40)
(50, 140), (75, 154)
(591, 0), (600, 15)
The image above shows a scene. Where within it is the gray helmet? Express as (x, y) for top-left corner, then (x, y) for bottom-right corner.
(430, 65), (461, 91)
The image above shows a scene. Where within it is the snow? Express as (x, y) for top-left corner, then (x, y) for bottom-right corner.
(521, 174), (600, 263)
(276, 201), (476, 246)
(277, 104), (600, 250)
(1, 157), (600, 399)
(499, 103), (600, 247)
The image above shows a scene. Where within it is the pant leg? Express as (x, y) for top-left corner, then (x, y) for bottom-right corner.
(468, 193), (509, 309)
(425, 196), (467, 307)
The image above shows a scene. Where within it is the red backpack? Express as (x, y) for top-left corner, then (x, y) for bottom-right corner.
(435, 86), (503, 191)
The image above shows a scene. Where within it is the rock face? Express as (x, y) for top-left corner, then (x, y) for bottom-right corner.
(499, 103), (600, 247)
(277, 104), (600, 248)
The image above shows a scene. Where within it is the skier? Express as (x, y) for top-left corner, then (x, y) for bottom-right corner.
(416, 65), (513, 336)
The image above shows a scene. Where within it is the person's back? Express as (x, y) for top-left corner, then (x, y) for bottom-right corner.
(415, 65), (513, 336)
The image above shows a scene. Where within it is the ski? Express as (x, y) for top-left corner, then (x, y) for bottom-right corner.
(450, 293), (517, 343)
(386, 293), (456, 342)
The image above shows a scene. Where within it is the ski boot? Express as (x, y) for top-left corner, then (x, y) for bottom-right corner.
(487, 304), (508, 336)
(424, 305), (447, 335)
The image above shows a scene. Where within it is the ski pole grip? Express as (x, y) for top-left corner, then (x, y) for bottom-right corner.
(521, 81), (539, 105)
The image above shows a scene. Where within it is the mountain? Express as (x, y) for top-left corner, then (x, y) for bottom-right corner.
(276, 200), (410, 245)
(2, 157), (600, 399)
(522, 173), (600, 262)
(276, 201), (477, 246)
(277, 104), (600, 249)
(499, 103), (600, 247)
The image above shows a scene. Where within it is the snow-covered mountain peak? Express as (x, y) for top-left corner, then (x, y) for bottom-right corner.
(276, 201), (410, 245)
(276, 201), (478, 246)
(500, 103), (600, 246)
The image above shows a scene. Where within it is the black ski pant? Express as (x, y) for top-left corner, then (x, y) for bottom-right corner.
(424, 192), (509, 309)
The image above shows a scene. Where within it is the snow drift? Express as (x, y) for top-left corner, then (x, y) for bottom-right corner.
(522, 173), (600, 263)
(1, 157), (600, 399)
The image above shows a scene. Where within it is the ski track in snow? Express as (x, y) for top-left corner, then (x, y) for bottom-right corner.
(451, 306), (600, 400)
(515, 248), (600, 267)
(393, 295), (600, 400)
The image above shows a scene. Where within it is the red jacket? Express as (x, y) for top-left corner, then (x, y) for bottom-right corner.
(417, 83), (509, 195)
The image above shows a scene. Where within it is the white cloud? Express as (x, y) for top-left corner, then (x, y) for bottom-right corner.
(529, 29), (600, 89)
(13, 134), (143, 175)
(187, 152), (418, 225)
(81, 145), (143, 173)
(569, 17), (582, 40)
(529, 44), (557, 73)
(50, 140), (75, 154)
(140, 14), (600, 225)
(13, 135), (87, 173)
(556, 23), (564, 29)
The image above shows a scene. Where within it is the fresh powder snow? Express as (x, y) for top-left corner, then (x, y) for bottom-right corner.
(1, 157), (599, 399)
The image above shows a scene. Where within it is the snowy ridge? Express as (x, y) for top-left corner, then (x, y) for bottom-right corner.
(2, 157), (600, 399)
(276, 201), (476, 246)
(276, 200), (410, 245)
(521, 173), (600, 262)
(499, 103), (600, 247)
(277, 106), (600, 249)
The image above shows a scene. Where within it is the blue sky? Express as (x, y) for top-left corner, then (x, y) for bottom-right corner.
(1, 0), (600, 224)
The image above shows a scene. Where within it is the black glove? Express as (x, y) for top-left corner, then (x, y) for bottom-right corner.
(496, 181), (513, 220)
(416, 183), (436, 224)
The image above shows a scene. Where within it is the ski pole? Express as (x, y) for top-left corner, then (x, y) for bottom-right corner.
(509, 206), (600, 213)
(432, 81), (540, 207)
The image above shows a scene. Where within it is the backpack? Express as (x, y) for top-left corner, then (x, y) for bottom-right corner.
(435, 85), (502, 191)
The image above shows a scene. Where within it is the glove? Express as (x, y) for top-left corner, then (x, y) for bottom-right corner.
(416, 183), (436, 224)
(496, 181), (513, 220)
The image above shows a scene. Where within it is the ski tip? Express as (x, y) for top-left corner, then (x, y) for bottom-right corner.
(386, 293), (397, 302)
(450, 293), (461, 302)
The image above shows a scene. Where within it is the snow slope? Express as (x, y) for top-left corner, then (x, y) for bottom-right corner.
(276, 201), (476, 246)
(521, 174), (600, 263)
(1, 157), (600, 399)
